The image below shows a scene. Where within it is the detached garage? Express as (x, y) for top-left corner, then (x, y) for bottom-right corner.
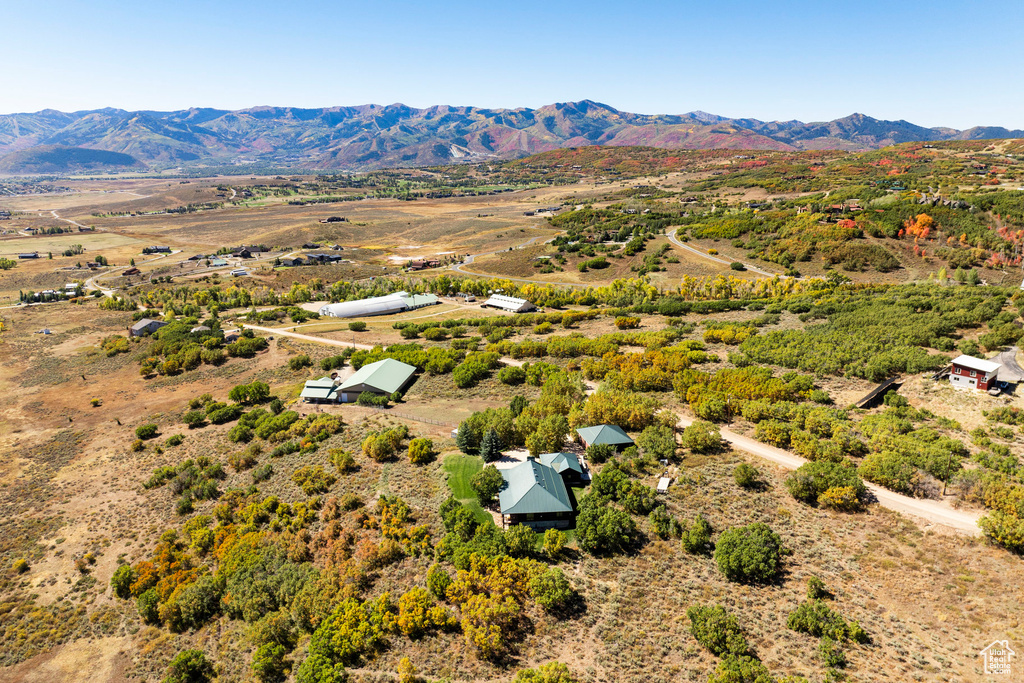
(338, 358), (416, 401)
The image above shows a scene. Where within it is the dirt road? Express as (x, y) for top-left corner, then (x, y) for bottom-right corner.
(665, 228), (783, 278)
(242, 324), (376, 351)
(677, 416), (984, 536)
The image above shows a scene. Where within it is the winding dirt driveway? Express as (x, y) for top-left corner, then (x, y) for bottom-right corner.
(677, 416), (983, 536)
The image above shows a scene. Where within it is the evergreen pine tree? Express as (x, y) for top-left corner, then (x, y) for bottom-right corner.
(480, 427), (503, 462)
(455, 421), (476, 454)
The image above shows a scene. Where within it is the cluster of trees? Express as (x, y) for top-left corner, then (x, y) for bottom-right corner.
(740, 287), (1010, 381)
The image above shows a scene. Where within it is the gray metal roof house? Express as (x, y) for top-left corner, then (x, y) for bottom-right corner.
(539, 451), (586, 484)
(337, 358), (416, 401)
(575, 424), (634, 450)
(498, 457), (573, 529)
(300, 377), (341, 403)
(129, 318), (169, 337)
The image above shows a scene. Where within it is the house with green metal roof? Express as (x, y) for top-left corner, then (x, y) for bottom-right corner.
(539, 452), (586, 484)
(575, 424), (634, 451)
(498, 458), (574, 530)
(338, 358), (416, 402)
(300, 377), (341, 404)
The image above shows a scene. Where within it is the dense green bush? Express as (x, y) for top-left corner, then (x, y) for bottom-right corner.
(136, 423), (159, 440)
(785, 460), (865, 509)
(733, 463), (760, 489)
(575, 494), (639, 554)
(163, 649), (214, 683)
(686, 604), (750, 656)
(498, 365), (527, 385)
(680, 420), (721, 453)
(470, 464), (504, 504)
(714, 522), (783, 583)
(681, 514), (713, 554)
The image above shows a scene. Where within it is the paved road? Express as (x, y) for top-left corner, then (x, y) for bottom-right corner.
(993, 346), (1024, 383)
(665, 228), (783, 278)
(677, 416), (983, 536)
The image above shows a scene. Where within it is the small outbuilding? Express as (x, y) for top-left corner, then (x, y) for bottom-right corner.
(498, 457), (574, 530)
(338, 358), (416, 401)
(482, 294), (536, 313)
(575, 424), (634, 451)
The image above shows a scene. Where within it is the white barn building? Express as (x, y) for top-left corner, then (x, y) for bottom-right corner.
(482, 294), (536, 313)
(318, 292), (439, 318)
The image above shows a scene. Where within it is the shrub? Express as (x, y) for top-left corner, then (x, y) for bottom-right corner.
(252, 463), (273, 483)
(12, 558), (30, 574)
(707, 655), (772, 683)
(110, 563), (136, 598)
(529, 567), (573, 612)
(348, 321), (367, 332)
(786, 599), (852, 641)
(471, 464), (504, 504)
(505, 523), (536, 558)
(90, 398), (102, 407)
(636, 423), (677, 461)
(163, 649), (214, 683)
(292, 465), (336, 495)
(680, 420), (721, 453)
(586, 442), (615, 465)
(714, 522), (782, 583)
(251, 643), (289, 683)
(427, 564), (451, 600)
(136, 423), (159, 440)
(422, 327), (447, 341)
(734, 463), (760, 488)
(288, 354), (312, 371)
(614, 316), (641, 330)
(575, 495), (639, 554)
(786, 460), (865, 509)
(498, 366), (527, 385)
(514, 662), (579, 683)
(681, 514), (713, 554)
(543, 528), (566, 560)
(183, 410), (207, 429)
(807, 576), (829, 600)
(729, 261), (746, 271)
(165, 434), (184, 447)
(686, 604), (749, 656)
(131, 439), (145, 453)
(408, 437), (433, 464)
(330, 449), (357, 473)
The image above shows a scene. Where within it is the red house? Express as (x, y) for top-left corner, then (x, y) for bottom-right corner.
(949, 354), (1000, 391)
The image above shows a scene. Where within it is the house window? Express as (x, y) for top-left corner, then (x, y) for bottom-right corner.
(971, 370), (977, 377)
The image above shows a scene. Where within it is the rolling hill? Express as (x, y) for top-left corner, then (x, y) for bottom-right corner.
(0, 101), (1021, 171)
(0, 145), (145, 173)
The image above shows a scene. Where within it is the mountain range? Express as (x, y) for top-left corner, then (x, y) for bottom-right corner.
(1, 100), (1021, 172)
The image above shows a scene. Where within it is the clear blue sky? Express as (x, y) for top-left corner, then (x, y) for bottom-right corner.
(4, 0), (1023, 128)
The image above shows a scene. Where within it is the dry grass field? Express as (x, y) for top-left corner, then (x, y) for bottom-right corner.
(2, 162), (1024, 683)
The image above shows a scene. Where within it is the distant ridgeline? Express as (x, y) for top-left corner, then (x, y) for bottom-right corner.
(0, 101), (1022, 171)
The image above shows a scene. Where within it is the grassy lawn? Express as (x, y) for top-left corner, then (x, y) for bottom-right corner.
(442, 452), (493, 525)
